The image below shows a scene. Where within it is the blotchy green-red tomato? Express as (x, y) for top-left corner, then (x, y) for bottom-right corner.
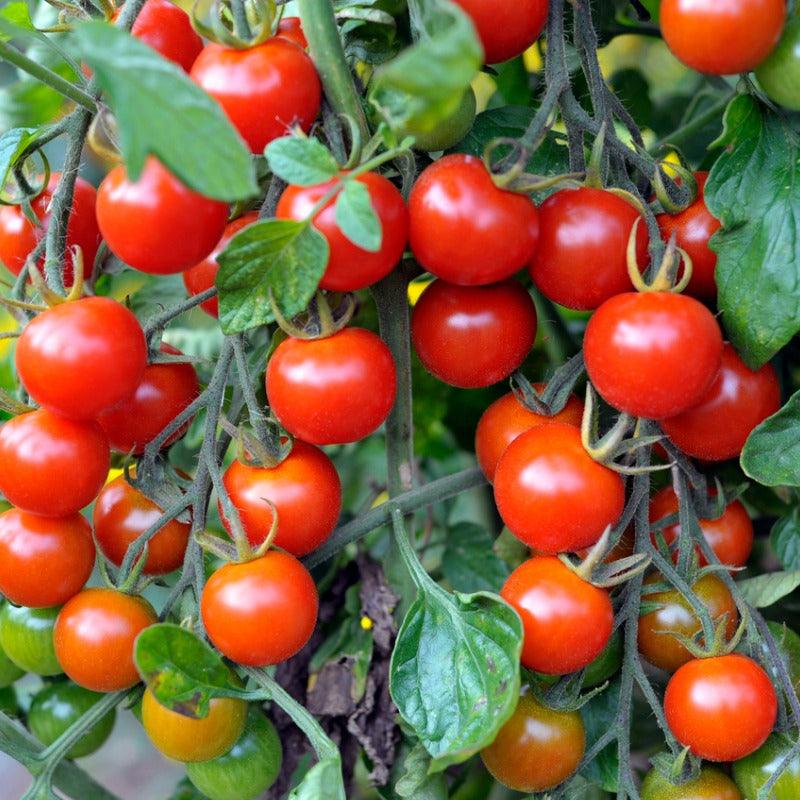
(480, 692), (585, 792)
(402, 88), (476, 152)
(733, 734), (800, 800)
(0, 603), (62, 676)
(756, 17), (800, 111)
(641, 766), (742, 800)
(28, 681), (116, 758)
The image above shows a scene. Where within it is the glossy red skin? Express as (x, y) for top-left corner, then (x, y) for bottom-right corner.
(660, 342), (781, 461)
(191, 39), (322, 153)
(93, 476), (190, 575)
(494, 423), (625, 553)
(221, 441), (342, 556)
(266, 328), (397, 445)
(16, 296), (147, 420)
(0, 174), (99, 285)
(661, 0), (785, 75)
(411, 279), (537, 388)
(664, 654), (777, 762)
(97, 157), (229, 274)
(276, 17), (308, 48)
(129, 0), (203, 72)
(657, 173), (720, 301)
(97, 344), (200, 454)
(584, 291), (723, 419)
(452, 0), (548, 64)
(183, 212), (258, 317)
(408, 154), (540, 285)
(54, 588), (157, 692)
(0, 410), (110, 517)
(529, 187), (648, 310)
(501, 556), (614, 674)
(276, 173), (408, 292)
(201, 551), (318, 666)
(0, 509), (95, 607)
(475, 387), (584, 482)
(650, 485), (754, 568)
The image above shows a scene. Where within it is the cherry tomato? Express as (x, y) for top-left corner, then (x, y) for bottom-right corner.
(660, 0), (785, 75)
(641, 766), (742, 800)
(452, 0), (548, 64)
(190, 39), (322, 153)
(186, 709), (282, 800)
(660, 343), (781, 461)
(756, 17), (800, 111)
(402, 88), (477, 152)
(221, 440), (341, 556)
(0, 410), (110, 517)
(0, 173), (99, 286)
(54, 588), (157, 692)
(734, 734), (800, 800)
(649, 485), (754, 569)
(501, 556), (613, 674)
(266, 328), (397, 445)
(0, 509), (95, 607)
(408, 154), (539, 285)
(0, 634), (24, 687)
(183, 212), (258, 317)
(0, 603), (61, 676)
(276, 172), (408, 292)
(638, 573), (738, 673)
(664, 654), (777, 762)
(480, 692), (585, 792)
(97, 344), (200, 454)
(16, 296), (147, 420)
(142, 688), (246, 762)
(28, 681), (116, 758)
(475, 386), (584, 482)
(93, 475), (190, 575)
(201, 550), (318, 666)
(97, 157), (229, 274)
(276, 17), (308, 49)
(127, 0), (203, 72)
(494, 423), (625, 553)
(529, 187), (648, 310)
(584, 291), (723, 419)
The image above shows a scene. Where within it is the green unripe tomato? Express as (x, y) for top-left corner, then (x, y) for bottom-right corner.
(641, 766), (742, 799)
(403, 88), (477, 151)
(583, 630), (623, 687)
(28, 681), (116, 758)
(0, 686), (20, 717)
(734, 734), (800, 800)
(755, 17), (800, 111)
(185, 710), (282, 800)
(0, 603), (61, 676)
(0, 634), (24, 687)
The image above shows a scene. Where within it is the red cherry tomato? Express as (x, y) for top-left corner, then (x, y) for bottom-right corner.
(16, 296), (146, 420)
(221, 440), (341, 556)
(660, 0), (785, 75)
(475, 387), (584, 482)
(650, 485), (754, 569)
(0, 410), (109, 517)
(529, 187), (648, 310)
(190, 39), (322, 153)
(408, 154), (539, 285)
(660, 343), (780, 461)
(494, 423), (625, 553)
(266, 328), (397, 445)
(0, 509), (95, 607)
(276, 172), (408, 292)
(93, 475), (190, 575)
(664, 654), (777, 762)
(128, 0), (203, 72)
(584, 291), (723, 419)
(97, 344), (200, 454)
(54, 588), (157, 692)
(201, 551), (318, 666)
(276, 17), (308, 49)
(411, 279), (537, 388)
(452, 0), (548, 64)
(501, 556), (614, 674)
(0, 173), (99, 286)
(656, 173), (720, 301)
(183, 212), (258, 318)
(97, 157), (229, 274)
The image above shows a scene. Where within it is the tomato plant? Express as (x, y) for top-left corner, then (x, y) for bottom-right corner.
(733, 734), (800, 800)
(0, 603), (61, 676)
(756, 17), (800, 111)
(641, 766), (742, 800)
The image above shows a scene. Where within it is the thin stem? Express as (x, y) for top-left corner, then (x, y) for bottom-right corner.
(650, 94), (732, 153)
(143, 287), (217, 337)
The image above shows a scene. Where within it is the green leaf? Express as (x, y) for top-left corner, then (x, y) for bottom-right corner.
(216, 219), (329, 334)
(741, 390), (800, 487)
(265, 136), (339, 186)
(0, 127), (35, 189)
(737, 571), (800, 608)
(73, 21), (256, 202)
(0, 1), (34, 41)
(390, 585), (522, 771)
(287, 757), (346, 800)
(706, 96), (800, 368)
(335, 179), (382, 252)
(580, 680), (620, 792)
(771, 509), (800, 571)
(395, 743), (448, 800)
(441, 523), (510, 593)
